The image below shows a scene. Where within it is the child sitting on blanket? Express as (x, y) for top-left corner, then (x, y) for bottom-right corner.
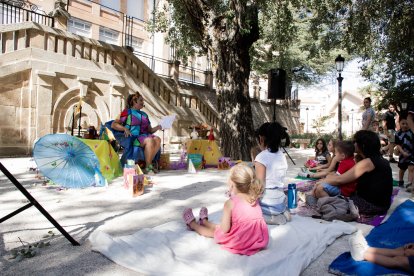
(349, 231), (414, 273)
(312, 141), (356, 199)
(299, 139), (338, 179)
(305, 138), (332, 168)
(182, 164), (269, 256)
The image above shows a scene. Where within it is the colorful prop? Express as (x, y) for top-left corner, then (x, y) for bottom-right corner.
(33, 134), (100, 188)
(187, 153), (203, 170)
(159, 153), (170, 170)
(218, 157), (231, 170)
(80, 139), (122, 181)
(188, 159), (197, 173)
(305, 159), (318, 168)
(128, 174), (145, 197)
(186, 139), (222, 165)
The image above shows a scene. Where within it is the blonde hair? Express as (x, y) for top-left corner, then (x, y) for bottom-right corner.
(229, 164), (264, 203)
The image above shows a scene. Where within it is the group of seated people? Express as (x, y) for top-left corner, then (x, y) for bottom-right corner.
(296, 131), (395, 218)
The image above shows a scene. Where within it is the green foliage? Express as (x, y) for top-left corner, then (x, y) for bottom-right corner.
(290, 132), (334, 148)
(8, 231), (54, 262)
(311, 115), (331, 136)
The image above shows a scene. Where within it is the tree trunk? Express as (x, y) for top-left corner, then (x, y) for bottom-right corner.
(212, 4), (259, 161)
(216, 46), (255, 161)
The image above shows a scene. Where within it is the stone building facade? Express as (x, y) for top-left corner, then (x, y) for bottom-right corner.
(0, 1), (300, 156)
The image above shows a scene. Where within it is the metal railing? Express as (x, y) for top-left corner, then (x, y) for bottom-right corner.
(0, 1), (54, 27)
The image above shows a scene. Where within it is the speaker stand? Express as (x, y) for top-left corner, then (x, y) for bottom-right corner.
(272, 101), (296, 165)
(0, 162), (80, 246)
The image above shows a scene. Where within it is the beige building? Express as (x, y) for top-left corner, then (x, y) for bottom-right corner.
(0, 0), (300, 156)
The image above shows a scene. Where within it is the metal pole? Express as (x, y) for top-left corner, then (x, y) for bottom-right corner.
(306, 108), (309, 133)
(71, 105), (76, 136)
(78, 105), (82, 137)
(273, 98), (276, 122)
(351, 111), (354, 135)
(337, 73), (343, 140)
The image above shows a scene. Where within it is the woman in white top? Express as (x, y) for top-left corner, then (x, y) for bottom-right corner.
(361, 97), (376, 131)
(254, 122), (291, 225)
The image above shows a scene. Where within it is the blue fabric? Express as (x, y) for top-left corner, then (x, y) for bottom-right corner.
(322, 183), (341, 196)
(104, 121), (160, 166)
(329, 200), (414, 275)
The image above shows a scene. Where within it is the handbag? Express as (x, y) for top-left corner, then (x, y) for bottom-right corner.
(317, 195), (359, 222)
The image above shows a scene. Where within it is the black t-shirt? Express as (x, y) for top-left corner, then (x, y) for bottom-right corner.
(384, 110), (396, 130)
(356, 155), (393, 209)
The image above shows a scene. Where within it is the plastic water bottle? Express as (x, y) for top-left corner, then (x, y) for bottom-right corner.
(288, 183), (297, 210)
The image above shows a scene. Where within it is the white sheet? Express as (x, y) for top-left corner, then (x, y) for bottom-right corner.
(89, 214), (355, 276)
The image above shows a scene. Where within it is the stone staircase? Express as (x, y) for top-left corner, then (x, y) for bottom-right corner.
(0, 22), (220, 155)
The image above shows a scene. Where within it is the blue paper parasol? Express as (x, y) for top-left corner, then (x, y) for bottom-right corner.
(33, 134), (101, 188)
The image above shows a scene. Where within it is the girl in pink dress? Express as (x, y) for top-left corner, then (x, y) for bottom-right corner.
(182, 164), (269, 255)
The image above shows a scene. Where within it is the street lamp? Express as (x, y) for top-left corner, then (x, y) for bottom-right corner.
(335, 54), (345, 140)
(350, 108), (354, 135)
(306, 107), (309, 133)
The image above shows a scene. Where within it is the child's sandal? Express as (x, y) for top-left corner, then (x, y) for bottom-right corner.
(183, 208), (195, 230)
(199, 207), (208, 225)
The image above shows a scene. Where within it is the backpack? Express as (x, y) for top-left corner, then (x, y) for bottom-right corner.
(317, 195), (359, 222)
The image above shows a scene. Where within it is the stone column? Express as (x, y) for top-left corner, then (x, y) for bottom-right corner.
(50, 0), (70, 30)
(168, 60), (180, 83)
(109, 82), (125, 120)
(35, 71), (56, 138)
(204, 70), (213, 89)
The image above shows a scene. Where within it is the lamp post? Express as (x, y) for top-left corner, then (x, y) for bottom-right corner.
(335, 54), (345, 140)
(306, 107), (309, 133)
(350, 108), (354, 135)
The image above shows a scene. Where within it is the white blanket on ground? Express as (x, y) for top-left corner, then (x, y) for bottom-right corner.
(89, 215), (355, 276)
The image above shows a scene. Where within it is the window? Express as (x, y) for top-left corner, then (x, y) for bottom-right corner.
(68, 17), (91, 38)
(99, 27), (119, 45)
(100, 0), (120, 11)
(127, 0), (144, 20)
(131, 37), (144, 51)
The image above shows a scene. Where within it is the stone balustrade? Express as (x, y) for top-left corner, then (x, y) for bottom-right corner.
(0, 22), (220, 130)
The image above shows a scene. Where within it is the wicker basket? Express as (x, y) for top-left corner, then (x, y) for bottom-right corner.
(197, 129), (208, 139)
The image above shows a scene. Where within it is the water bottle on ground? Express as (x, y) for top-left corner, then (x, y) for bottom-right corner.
(288, 183), (297, 212)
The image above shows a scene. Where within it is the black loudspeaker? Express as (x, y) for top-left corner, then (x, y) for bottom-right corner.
(268, 68), (286, 99)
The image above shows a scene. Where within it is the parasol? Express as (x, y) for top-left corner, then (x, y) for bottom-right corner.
(33, 133), (101, 188)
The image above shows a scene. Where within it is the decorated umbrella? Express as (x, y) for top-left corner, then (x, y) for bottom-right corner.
(33, 133), (101, 188)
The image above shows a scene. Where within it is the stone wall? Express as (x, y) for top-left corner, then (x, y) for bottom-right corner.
(0, 22), (300, 157)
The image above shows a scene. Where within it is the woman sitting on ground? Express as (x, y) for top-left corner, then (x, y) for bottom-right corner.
(321, 130), (393, 216)
(111, 92), (162, 174)
(254, 122), (292, 225)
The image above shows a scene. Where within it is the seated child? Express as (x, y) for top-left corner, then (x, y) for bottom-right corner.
(312, 140), (356, 198)
(349, 231), (414, 273)
(313, 139), (336, 171)
(182, 164), (269, 256)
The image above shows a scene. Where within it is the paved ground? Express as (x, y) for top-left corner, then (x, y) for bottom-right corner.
(0, 148), (411, 275)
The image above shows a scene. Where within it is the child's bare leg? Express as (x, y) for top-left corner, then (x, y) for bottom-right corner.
(399, 169), (406, 182)
(315, 184), (329, 198)
(189, 220), (216, 238)
(407, 165), (414, 184)
(365, 246), (405, 257)
(364, 249), (410, 272)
